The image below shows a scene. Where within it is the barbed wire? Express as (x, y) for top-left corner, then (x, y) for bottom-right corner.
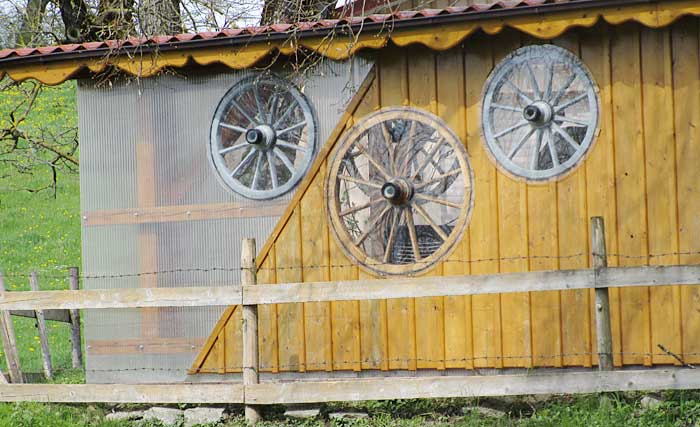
(3, 250), (700, 282)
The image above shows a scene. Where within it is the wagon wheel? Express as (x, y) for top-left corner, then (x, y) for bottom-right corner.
(210, 74), (317, 199)
(482, 44), (600, 181)
(327, 107), (474, 276)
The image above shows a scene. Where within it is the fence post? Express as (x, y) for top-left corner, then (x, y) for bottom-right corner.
(30, 272), (53, 380)
(591, 217), (613, 371)
(242, 238), (261, 424)
(0, 273), (23, 383)
(68, 267), (83, 369)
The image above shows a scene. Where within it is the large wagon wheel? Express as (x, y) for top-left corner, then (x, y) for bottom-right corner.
(482, 44), (600, 181)
(210, 74), (317, 199)
(327, 107), (474, 276)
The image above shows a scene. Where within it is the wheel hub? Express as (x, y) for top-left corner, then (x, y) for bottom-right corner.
(245, 125), (276, 148)
(381, 178), (414, 205)
(523, 101), (553, 126)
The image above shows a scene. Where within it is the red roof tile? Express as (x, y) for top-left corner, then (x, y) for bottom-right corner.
(0, 1), (613, 64)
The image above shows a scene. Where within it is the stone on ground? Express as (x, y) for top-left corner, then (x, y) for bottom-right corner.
(462, 406), (507, 418)
(640, 395), (663, 409)
(105, 410), (144, 421)
(184, 407), (226, 427)
(143, 407), (184, 426)
(328, 411), (369, 420)
(284, 408), (320, 419)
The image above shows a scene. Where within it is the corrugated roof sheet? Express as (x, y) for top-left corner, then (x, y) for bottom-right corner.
(0, 0), (589, 61)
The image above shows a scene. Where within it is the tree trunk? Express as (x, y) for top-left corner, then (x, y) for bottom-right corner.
(57, 0), (94, 42)
(139, 0), (181, 36)
(97, 0), (136, 40)
(16, 0), (50, 47)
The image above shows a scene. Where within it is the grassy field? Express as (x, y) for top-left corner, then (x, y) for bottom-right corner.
(1, 82), (699, 426)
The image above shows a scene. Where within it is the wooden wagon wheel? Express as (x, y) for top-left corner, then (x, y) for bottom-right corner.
(210, 74), (317, 199)
(482, 44), (600, 181)
(326, 107), (474, 276)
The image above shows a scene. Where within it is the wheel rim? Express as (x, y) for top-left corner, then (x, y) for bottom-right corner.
(327, 107), (474, 276)
(210, 74), (317, 199)
(482, 44), (600, 181)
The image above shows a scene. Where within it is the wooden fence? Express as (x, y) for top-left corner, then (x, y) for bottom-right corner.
(0, 217), (699, 423)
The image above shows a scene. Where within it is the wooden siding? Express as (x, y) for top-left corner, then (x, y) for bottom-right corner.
(193, 20), (700, 374)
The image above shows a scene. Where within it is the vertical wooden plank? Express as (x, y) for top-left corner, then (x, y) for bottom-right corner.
(275, 208), (305, 372)
(611, 26), (651, 366)
(378, 48), (415, 371)
(224, 309), (243, 372)
(437, 48), (473, 369)
(408, 46), (446, 370)
(465, 35), (503, 369)
(136, 143), (159, 339)
(640, 26), (682, 365)
(241, 239), (261, 424)
(580, 26), (623, 367)
(329, 232), (360, 371)
(301, 167), (332, 371)
(30, 272), (52, 380)
(257, 252), (278, 373)
(493, 31), (531, 368)
(0, 273), (22, 383)
(549, 34), (593, 368)
(672, 18), (700, 364)
(68, 267), (83, 369)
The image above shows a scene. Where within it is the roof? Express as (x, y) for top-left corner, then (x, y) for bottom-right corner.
(1, 0), (698, 85)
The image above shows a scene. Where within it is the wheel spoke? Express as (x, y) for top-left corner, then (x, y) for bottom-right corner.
(413, 193), (461, 209)
(494, 120), (529, 139)
(525, 62), (541, 100)
(507, 125), (537, 160)
(266, 92), (278, 123)
(404, 207), (421, 261)
(551, 122), (580, 150)
(554, 92), (588, 113)
(504, 77), (533, 105)
(266, 151), (278, 189)
(337, 174), (383, 189)
(414, 168), (462, 191)
(276, 139), (307, 152)
(219, 143), (247, 155)
(383, 208), (402, 263)
(553, 114), (590, 127)
(355, 143), (392, 181)
(231, 99), (257, 126)
(219, 122), (247, 133)
(380, 122), (396, 175)
(354, 203), (392, 247)
(545, 128), (559, 167)
(230, 148), (257, 177)
(251, 151), (263, 190)
(412, 202), (449, 242)
(410, 138), (444, 180)
(273, 147), (296, 174)
(273, 102), (297, 128)
(529, 128), (544, 170)
(278, 121), (307, 136)
(544, 61), (554, 100)
(490, 103), (522, 113)
(253, 86), (266, 123)
(549, 72), (577, 106)
(340, 198), (383, 217)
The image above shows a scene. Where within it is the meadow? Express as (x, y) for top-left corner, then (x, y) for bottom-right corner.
(0, 82), (698, 426)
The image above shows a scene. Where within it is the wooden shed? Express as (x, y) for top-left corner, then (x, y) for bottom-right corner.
(1, 0), (699, 383)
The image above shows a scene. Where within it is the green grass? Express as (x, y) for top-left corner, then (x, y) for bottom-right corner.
(0, 81), (81, 377)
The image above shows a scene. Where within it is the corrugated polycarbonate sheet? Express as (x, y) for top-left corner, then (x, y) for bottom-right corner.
(78, 57), (373, 383)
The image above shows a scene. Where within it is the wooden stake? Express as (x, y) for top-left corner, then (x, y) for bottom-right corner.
(591, 217), (613, 371)
(0, 273), (22, 383)
(68, 268), (83, 369)
(241, 238), (261, 424)
(30, 272), (53, 380)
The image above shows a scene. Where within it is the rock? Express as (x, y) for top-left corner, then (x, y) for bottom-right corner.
(183, 407), (226, 427)
(640, 395), (663, 410)
(284, 408), (320, 419)
(105, 410), (145, 421)
(143, 407), (184, 426)
(462, 406), (507, 419)
(328, 411), (368, 420)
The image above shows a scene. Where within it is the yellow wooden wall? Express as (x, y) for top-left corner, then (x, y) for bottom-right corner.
(192, 18), (700, 374)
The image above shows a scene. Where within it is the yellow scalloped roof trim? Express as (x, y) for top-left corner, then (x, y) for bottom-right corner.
(1, 0), (699, 85)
